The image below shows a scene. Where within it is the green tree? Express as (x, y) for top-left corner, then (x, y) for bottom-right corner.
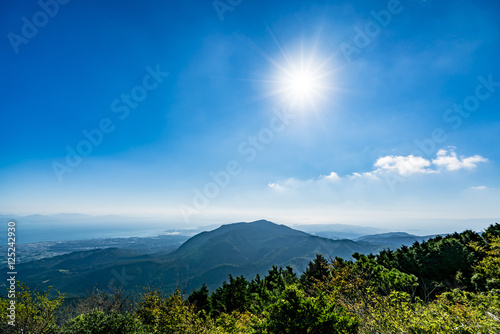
(301, 255), (330, 284)
(136, 289), (207, 333)
(301, 254), (330, 296)
(210, 275), (251, 317)
(247, 266), (298, 315)
(0, 283), (64, 334)
(261, 284), (358, 334)
(471, 235), (500, 291)
(188, 283), (211, 315)
(352, 253), (418, 295)
(60, 310), (146, 334)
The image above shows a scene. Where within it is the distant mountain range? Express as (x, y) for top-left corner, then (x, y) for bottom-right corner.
(355, 232), (439, 248)
(292, 223), (387, 240)
(5, 220), (384, 297)
(2, 213), (495, 245)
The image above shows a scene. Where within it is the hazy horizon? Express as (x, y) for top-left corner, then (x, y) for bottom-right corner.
(1, 213), (498, 242)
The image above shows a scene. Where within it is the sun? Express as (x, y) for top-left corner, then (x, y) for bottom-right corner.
(280, 66), (325, 108)
(264, 46), (333, 111)
(246, 35), (336, 112)
(289, 72), (315, 96)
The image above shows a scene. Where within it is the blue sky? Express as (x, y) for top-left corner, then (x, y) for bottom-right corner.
(1, 0), (499, 232)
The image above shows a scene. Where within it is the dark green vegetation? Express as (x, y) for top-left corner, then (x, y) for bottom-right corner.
(1, 222), (499, 333)
(2, 220), (382, 297)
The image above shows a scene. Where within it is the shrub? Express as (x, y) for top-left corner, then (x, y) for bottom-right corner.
(261, 284), (358, 334)
(59, 310), (146, 334)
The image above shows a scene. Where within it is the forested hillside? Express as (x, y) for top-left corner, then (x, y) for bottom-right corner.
(1, 223), (499, 333)
(4, 220), (382, 296)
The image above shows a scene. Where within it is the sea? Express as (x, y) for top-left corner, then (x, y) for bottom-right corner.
(2, 221), (170, 245)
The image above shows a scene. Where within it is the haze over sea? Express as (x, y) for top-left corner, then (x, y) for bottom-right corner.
(9, 224), (168, 245)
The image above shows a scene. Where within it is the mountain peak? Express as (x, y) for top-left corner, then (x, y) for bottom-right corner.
(250, 219), (275, 224)
(170, 220), (309, 256)
(221, 219), (277, 227)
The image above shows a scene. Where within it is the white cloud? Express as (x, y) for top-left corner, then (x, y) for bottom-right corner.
(374, 155), (433, 176)
(267, 148), (488, 191)
(268, 173), (340, 192)
(320, 172), (341, 182)
(432, 149), (488, 171)
(469, 185), (487, 190)
(268, 182), (285, 192)
(349, 171), (379, 180)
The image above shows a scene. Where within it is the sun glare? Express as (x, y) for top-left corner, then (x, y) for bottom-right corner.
(281, 66), (325, 108)
(290, 72), (315, 95)
(247, 34), (336, 112)
(263, 45), (333, 111)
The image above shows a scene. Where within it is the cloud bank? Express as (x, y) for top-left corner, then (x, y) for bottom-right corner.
(269, 148), (488, 191)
